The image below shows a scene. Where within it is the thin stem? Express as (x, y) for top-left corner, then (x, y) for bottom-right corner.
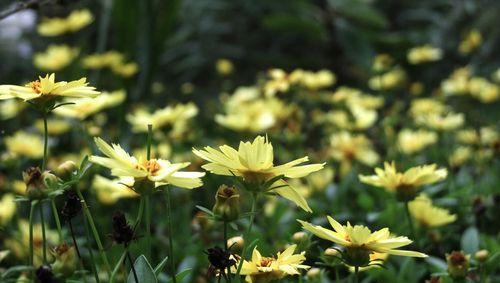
(335, 266), (340, 283)
(224, 221), (231, 283)
(127, 250), (139, 283)
(404, 202), (418, 248)
(76, 189), (112, 275)
(51, 199), (64, 243)
(82, 209), (100, 283)
(68, 220), (82, 259)
(234, 192), (258, 279)
(146, 124), (153, 160)
(110, 252), (127, 283)
(144, 195), (152, 260)
(29, 201), (36, 276)
(39, 203), (47, 263)
(354, 266), (359, 283)
(42, 114), (48, 171)
(163, 186), (177, 283)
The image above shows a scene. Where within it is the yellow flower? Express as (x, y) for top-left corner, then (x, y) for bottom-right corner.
(397, 129), (437, 154)
(89, 137), (204, 192)
(372, 54), (394, 72)
(54, 90), (125, 120)
(111, 62), (139, 78)
(127, 103), (198, 134)
(459, 29), (482, 55)
(0, 194), (16, 225)
(297, 69), (336, 90)
(416, 112), (464, 131)
(82, 51), (138, 77)
(326, 106), (377, 131)
(91, 175), (139, 205)
(263, 69), (295, 97)
(449, 146), (473, 167)
(0, 73), (99, 103)
(0, 100), (26, 120)
(331, 87), (384, 110)
(5, 131), (43, 158)
(193, 136), (325, 212)
(234, 245), (309, 283)
(359, 162), (447, 200)
(329, 131), (379, 176)
(368, 68), (406, 91)
(409, 98), (446, 117)
(468, 77), (499, 103)
(441, 67), (471, 96)
(299, 216), (426, 268)
(38, 9), (93, 36)
(33, 45), (79, 71)
(216, 58), (234, 75)
(407, 45), (443, 64)
(35, 118), (71, 135)
(408, 194), (456, 228)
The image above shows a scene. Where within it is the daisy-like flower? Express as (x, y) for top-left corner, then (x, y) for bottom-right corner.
(126, 103), (198, 134)
(359, 161), (447, 201)
(4, 131), (44, 158)
(0, 74), (99, 106)
(89, 137), (204, 194)
(192, 136), (325, 212)
(407, 44), (443, 64)
(329, 131), (379, 176)
(92, 175), (139, 205)
(397, 129), (438, 154)
(53, 90), (125, 120)
(408, 194), (456, 228)
(298, 216), (426, 268)
(233, 245), (309, 283)
(37, 9), (93, 36)
(33, 45), (79, 71)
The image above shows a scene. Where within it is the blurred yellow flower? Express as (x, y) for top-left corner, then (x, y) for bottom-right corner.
(449, 146), (473, 167)
(397, 129), (437, 154)
(331, 87), (384, 110)
(264, 69), (293, 97)
(193, 136), (325, 212)
(0, 73), (99, 103)
(416, 112), (464, 131)
(82, 51), (138, 77)
(329, 131), (379, 175)
(326, 107), (377, 131)
(296, 69), (336, 90)
(369, 68), (406, 91)
(92, 175), (139, 205)
(216, 58), (234, 75)
(0, 100), (26, 120)
(89, 137), (205, 191)
(0, 194), (16, 226)
(409, 98), (446, 117)
(372, 54), (394, 72)
(459, 29), (482, 55)
(54, 90), (125, 120)
(38, 9), (93, 36)
(408, 194), (456, 228)
(233, 245), (309, 283)
(468, 77), (499, 103)
(299, 216), (426, 267)
(33, 45), (79, 71)
(441, 67), (471, 96)
(35, 118), (71, 135)
(127, 103), (198, 134)
(5, 131), (43, 158)
(407, 45), (443, 64)
(359, 162), (447, 199)
(111, 62), (139, 78)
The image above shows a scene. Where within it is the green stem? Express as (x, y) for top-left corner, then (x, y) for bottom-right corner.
(163, 186), (177, 283)
(354, 266), (359, 283)
(335, 266), (340, 283)
(144, 195), (152, 260)
(42, 114), (48, 171)
(147, 124), (152, 159)
(404, 201), (418, 248)
(234, 192), (258, 279)
(76, 189), (112, 275)
(50, 199), (64, 243)
(29, 201), (36, 273)
(224, 221), (231, 283)
(82, 208), (100, 283)
(39, 203), (47, 263)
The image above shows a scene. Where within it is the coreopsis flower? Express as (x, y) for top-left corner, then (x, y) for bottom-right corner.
(0, 74), (99, 106)
(127, 103), (198, 135)
(54, 90), (125, 120)
(193, 136), (325, 212)
(326, 106), (377, 131)
(298, 216), (426, 268)
(409, 98), (446, 117)
(407, 45), (443, 64)
(359, 161), (447, 201)
(91, 175), (139, 205)
(408, 194), (456, 228)
(459, 29), (482, 55)
(82, 51), (138, 77)
(51, 244), (78, 277)
(449, 146), (473, 167)
(38, 9), (93, 36)
(296, 69), (336, 90)
(329, 131), (379, 176)
(89, 137), (204, 193)
(263, 69), (294, 97)
(446, 251), (470, 279)
(111, 62), (138, 78)
(33, 45), (79, 71)
(35, 119), (71, 135)
(0, 99), (26, 120)
(4, 131), (43, 158)
(397, 129), (438, 154)
(330, 87), (384, 110)
(216, 58), (234, 75)
(372, 54), (394, 72)
(416, 112), (464, 131)
(468, 77), (499, 103)
(368, 68), (406, 91)
(441, 67), (471, 96)
(0, 194), (16, 226)
(233, 245), (309, 283)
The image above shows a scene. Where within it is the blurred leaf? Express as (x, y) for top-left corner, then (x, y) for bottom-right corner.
(425, 256), (447, 272)
(127, 255), (157, 283)
(154, 255), (169, 276)
(261, 13), (327, 41)
(169, 268), (192, 283)
(461, 227), (480, 254)
(328, 0), (388, 29)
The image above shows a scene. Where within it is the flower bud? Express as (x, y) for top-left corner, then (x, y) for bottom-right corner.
(212, 185), (240, 222)
(227, 236), (244, 252)
(23, 167), (45, 200)
(292, 232), (307, 243)
(51, 244), (77, 277)
(446, 251), (470, 279)
(306, 268), (321, 280)
(55, 161), (77, 179)
(344, 247), (370, 268)
(475, 249), (489, 262)
(42, 171), (59, 189)
(324, 248), (340, 257)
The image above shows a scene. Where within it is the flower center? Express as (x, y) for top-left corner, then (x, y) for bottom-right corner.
(27, 80), (42, 94)
(259, 257), (274, 267)
(137, 159), (161, 175)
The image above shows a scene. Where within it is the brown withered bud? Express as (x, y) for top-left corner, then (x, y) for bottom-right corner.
(110, 211), (135, 246)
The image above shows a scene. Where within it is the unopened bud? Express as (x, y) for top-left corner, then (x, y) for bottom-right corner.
(306, 268), (321, 279)
(446, 251), (470, 279)
(23, 167), (45, 199)
(55, 161), (77, 179)
(344, 247), (370, 268)
(324, 248), (340, 257)
(227, 236), (244, 252)
(42, 171), (58, 189)
(212, 185), (240, 222)
(475, 250), (489, 262)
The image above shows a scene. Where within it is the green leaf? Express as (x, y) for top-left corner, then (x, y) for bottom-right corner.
(425, 256), (447, 272)
(127, 255), (157, 283)
(169, 268), (191, 283)
(195, 205), (215, 217)
(154, 255), (169, 276)
(328, 0), (388, 29)
(461, 227), (480, 254)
